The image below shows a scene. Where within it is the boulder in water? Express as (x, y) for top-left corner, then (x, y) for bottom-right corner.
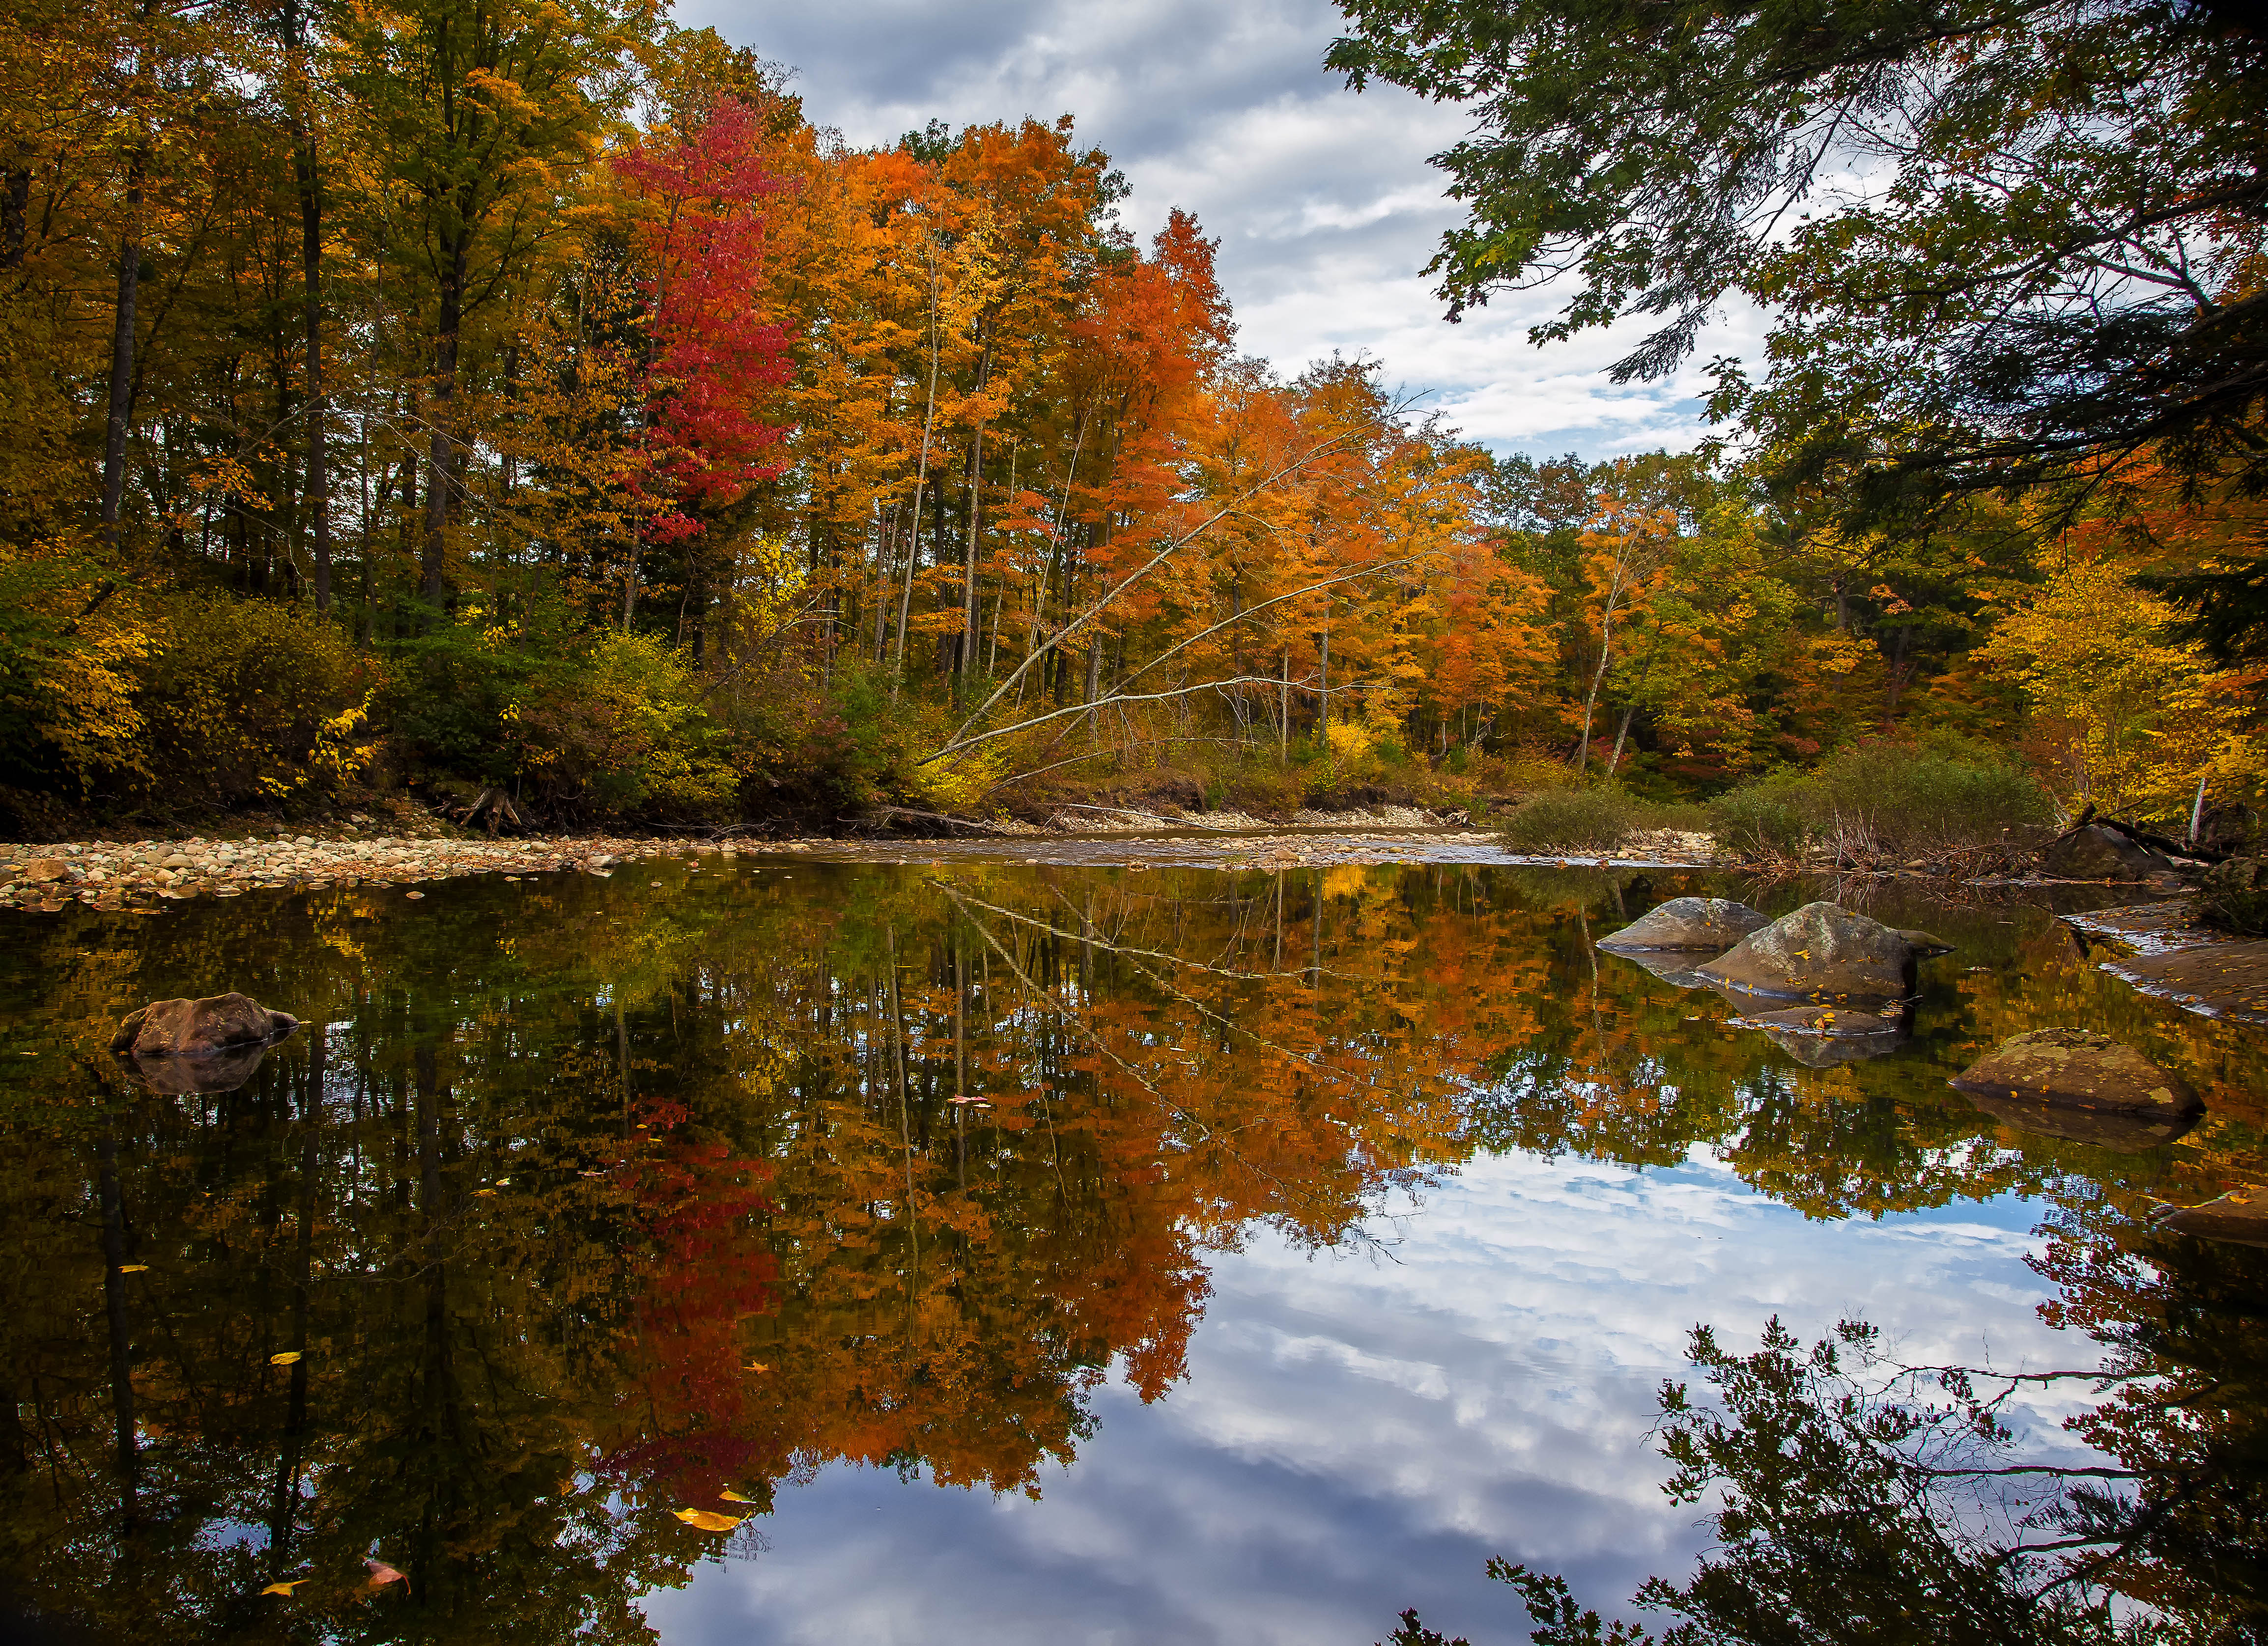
(1732, 1004), (1907, 1067)
(1696, 902), (1938, 1003)
(2156, 1188), (2268, 1248)
(110, 993), (299, 1058)
(1597, 897), (1770, 953)
(1948, 1029), (2199, 1124)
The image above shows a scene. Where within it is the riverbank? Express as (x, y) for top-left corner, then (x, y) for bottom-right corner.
(0, 832), (697, 913)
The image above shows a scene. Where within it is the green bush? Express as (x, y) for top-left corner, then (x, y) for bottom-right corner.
(1710, 735), (2054, 859)
(1500, 786), (1702, 852)
(510, 633), (740, 820)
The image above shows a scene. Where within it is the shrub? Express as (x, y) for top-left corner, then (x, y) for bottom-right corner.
(1710, 735), (2055, 860)
(132, 595), (379, 808)
(1501, 787), (1669, 852)
(510, 633), (740, 820)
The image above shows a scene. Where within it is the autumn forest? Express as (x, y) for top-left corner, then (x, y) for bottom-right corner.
(4, 0), (2263, 836)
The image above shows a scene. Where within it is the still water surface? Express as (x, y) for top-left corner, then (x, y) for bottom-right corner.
(0, 855), (2261, 1642)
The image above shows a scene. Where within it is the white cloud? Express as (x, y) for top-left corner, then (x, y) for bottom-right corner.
(673, 0), (1763, 458)
(641, 1148), (2090, 1645)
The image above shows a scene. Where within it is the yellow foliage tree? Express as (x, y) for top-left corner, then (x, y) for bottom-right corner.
(1978, 560), (2262, 824)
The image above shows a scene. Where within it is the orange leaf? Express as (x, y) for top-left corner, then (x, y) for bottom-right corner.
(259, 1580), (306, 1596)
(673, 1508), (742, 1532)
(718, 1488), (756, 1504)
(365, 1559), (410, 1591)
(269, 1351), (304, 1366)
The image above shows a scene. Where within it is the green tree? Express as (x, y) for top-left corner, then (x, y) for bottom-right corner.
(1326, 0), (2268, 511)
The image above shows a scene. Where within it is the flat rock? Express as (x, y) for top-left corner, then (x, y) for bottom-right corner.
(1697, 902), (1932, 1004)
(1732, 1004), (1907, 1067)
(1948, 1028), (2200, 1123)
(2157, 1188), (2268, 1247)
(110, 992), (299, 1058)
(1597, 897), (1770, 952)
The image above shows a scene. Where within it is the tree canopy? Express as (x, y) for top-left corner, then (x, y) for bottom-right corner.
(1327, 0), (2268, 510)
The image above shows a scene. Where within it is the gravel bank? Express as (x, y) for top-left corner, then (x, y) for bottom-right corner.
(0, 831), (701, 914)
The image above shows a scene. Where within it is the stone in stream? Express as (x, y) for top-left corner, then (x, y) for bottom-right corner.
(110, 992), (300, 1058)
(2155, 1188), (2268, 1248)
(1949, 1029), (2201, 1144)
(1733, 1004), (1908, 1068)
(1597, 897), (1770, 953)
(1697, 902), (1944, 1004)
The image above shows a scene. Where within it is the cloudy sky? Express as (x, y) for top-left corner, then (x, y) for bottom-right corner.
(673, 0), (1762, 460)
(647, 1148), (2084, 1644)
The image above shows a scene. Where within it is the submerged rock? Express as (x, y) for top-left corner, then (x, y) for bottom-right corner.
(119, 1039), (279, 1096)
(1697, 902), (1940, 1004)
(1897, 929), (1955, 957)
(2156, 1188), (2268, 1248)
(1597, 897), (1770, 952)
(1948, 1029), (2200, 1125)
(1732, 1004), (1908, 1067)
(1961, 1089), (2197, 1152)
(110, 993), (299, 1058)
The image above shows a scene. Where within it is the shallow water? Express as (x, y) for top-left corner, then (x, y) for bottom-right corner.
(0, 856), (2262, 1643)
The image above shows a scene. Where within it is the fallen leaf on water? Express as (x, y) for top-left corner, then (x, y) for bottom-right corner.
(473, 1188), (497, 1197)
(404, 891), (424, 900)
(743, 1361), (769, 1373)
(269, 1351), (303, 1366)
(673, 1508), (742, 1532)
(948, 1096), (989, 1107)
(117, 1263), (149, 1273)
(259, 1580), (307, 1596)
(365, 1559), (410, 1590)
(718, 1488), (757, 1503)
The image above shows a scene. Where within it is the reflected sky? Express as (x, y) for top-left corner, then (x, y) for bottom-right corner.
(649, 1146), (2084, 1645)
(1, 857), (2257, 1645)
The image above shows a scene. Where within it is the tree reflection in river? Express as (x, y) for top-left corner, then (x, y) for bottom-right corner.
(0, 859), (2260, 1641)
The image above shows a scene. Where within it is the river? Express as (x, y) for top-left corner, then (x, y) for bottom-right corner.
(0, 848), (2260, 1642)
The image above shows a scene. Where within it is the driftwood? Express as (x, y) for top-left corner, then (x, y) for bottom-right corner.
(464, 787), (523, 836)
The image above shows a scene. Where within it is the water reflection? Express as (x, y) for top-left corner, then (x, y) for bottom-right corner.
(0, 859), (2260, 1641)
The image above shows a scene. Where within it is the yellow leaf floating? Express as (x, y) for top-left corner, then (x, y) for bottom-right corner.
(743, 1361), (769, 1373)
(270, 1351), (303, 1366)
(718, 1489), (756, 1504)
(673, 1508), (743, 1532)
(118, 1263), (149, 1274)
(259, 1581), (306, 1596)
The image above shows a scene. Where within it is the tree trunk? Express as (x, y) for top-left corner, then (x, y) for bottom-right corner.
(100, 168), (144, 551)
(98, 1124), (138, 1529)
(421, 234), (467, 608)
(287, 0), (330, 613)
(1, 167), (27, 268)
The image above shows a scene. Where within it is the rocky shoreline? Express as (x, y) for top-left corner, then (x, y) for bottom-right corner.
(0, 832), (701, 914)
